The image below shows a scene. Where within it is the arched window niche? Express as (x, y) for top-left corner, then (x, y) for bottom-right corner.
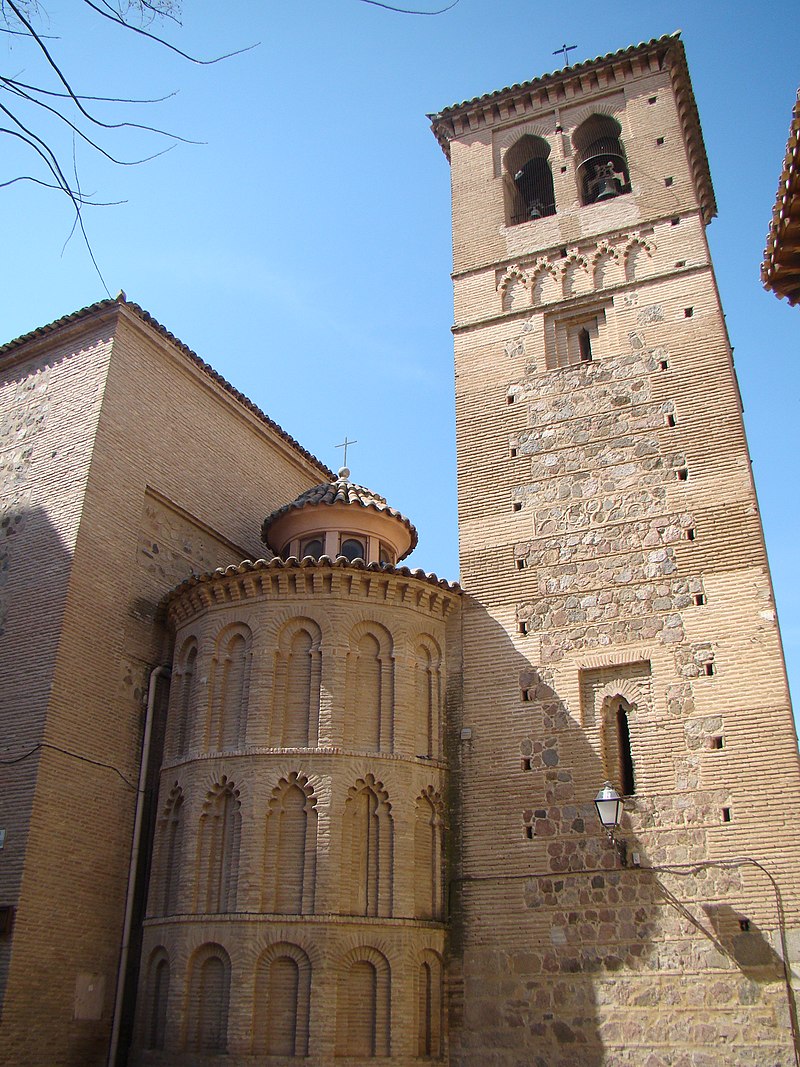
(573, 114), (631, 206)
(602, 695), (636, 797)
(504, 135), (557, 225)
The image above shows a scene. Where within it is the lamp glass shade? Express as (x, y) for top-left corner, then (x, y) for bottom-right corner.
(594, 782), (623, 829)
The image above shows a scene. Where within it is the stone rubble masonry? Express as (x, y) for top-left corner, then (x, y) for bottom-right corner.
(0, 301), (329, 1066)
(436, 35), (800, 1066)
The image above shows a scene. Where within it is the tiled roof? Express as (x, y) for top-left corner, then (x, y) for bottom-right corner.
(262, 474), (419, 559)
(164, 555), (460, 611)
(430, 33), (680, 122)
(0, 295), (333, 478)
(762, 89), (800, 305)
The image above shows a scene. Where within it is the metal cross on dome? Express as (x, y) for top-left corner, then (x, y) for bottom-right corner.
(553, 43), (577, 67)
(336, 436), (358, 468)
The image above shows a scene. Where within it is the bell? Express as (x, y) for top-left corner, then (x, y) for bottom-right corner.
(589, 162), (621, 202)
(527, 200), (544, 220)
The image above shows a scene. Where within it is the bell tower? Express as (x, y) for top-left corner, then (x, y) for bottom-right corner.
(432, 34), (800, 1065)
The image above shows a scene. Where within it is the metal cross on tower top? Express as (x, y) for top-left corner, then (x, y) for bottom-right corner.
(553, 43), (577, 67)
(336, 436), (358, 468)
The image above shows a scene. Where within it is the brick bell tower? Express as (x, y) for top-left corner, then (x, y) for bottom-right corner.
(431, 34), (800, 1066)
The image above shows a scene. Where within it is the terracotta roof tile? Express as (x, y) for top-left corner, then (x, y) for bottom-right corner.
(262, 475), (419, 559)
(164, 555), (460, 613)
(762, 89), (800, 305)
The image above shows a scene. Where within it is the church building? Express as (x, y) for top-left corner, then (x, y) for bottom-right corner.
(1, 32), (799, 1067)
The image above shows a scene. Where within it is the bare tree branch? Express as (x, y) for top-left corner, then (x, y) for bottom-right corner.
(356, 0), (461, 13)
(82, 0), (258, 65)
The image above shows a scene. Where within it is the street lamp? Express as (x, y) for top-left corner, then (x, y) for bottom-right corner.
(594, 782), (627, 865)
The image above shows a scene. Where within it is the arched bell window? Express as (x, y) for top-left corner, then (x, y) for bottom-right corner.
(504, 135), (556, 225)
(573, 114), (631, 206)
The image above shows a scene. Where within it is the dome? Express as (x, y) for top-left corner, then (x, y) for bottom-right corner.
(261, 467), (418, 565)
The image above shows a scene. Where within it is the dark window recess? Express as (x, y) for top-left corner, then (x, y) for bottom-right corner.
(507, 394), (515, 405)
(722, 807), (732, 823)
(340, 538), (366, 562)
(0, 906), (14, 935)
(617, 705), (636, 796)
(659, 359), (669, 371)
(693, 593), (706, 606)
(648, 95), (657, 104)
(675, 260), (686, 268)
(512, 502), (522, 513)
(300, 538), (324, 560)
(505, 135), (557, 224)
(704, 662), (715, 677)
(518, 620), (530, 636)
(665, 176), (674, 187)
(671, 216), (680, 226)
(559, 247), (568, 258)
(560, 165), (568, 173)
(510, 446), (518, 458)
(521, 687), (533, 702)
(521, 757), (532, 771)
(578, 327), (593, 363)
(739, 918), (750, 931)
(516, 558), (528, 571)
(708, 736), (724, 750)
(525, 824), (534, 839)
(656, 136), (665, 146)
(685, 528), (696, 541)
(676, 467), (689, 482)
(574, 114), (631, 206)
(684, 307), (694, 318)
(666, 413), (676, 428)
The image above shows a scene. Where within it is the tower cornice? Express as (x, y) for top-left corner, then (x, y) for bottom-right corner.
(429, 33), (716, 225)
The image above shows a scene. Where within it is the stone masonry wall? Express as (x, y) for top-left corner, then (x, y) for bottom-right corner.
(442, 40), (800, 1067)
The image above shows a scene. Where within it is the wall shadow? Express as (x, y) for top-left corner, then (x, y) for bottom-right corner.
(445, 599), (797, 1067)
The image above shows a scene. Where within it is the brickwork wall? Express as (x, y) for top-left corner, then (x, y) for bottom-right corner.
(130, 560), (459, 1066)
(0, 320), (115, 1037)
(440, 41), (800, 1067)
(0, 305), (328, 1066)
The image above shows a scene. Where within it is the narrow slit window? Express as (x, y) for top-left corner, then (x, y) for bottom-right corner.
(685, 527), (696, 541)
(708, 736), (724, 750)
(676, 467), (688, 482)
(665, 413), (676, 428)
(665, 176), (674, 187)
(671, 217), (680, 226)
(659, 359), (669, 371)
(521, 687), (533, 702)
(516, 558), (528, 571)
(518, 620), (530, 635)
(704, 661), (715, 677)
(684, 307), (694, 318)
(722, 807), (732, 823)
(648, 96), (657, 104)
(525, 824), (534, 840)
(512, 502), (522, 513)
(656, 136), (665, 146)
(578, 327), (593, 363)
(510, 446), (518, 458)
(521, 757), (532, 771)
(693, 593), (706, 606)
(617, 705), (635, 796)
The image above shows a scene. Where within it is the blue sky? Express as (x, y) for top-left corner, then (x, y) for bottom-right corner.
(2, 0), (799, 714)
